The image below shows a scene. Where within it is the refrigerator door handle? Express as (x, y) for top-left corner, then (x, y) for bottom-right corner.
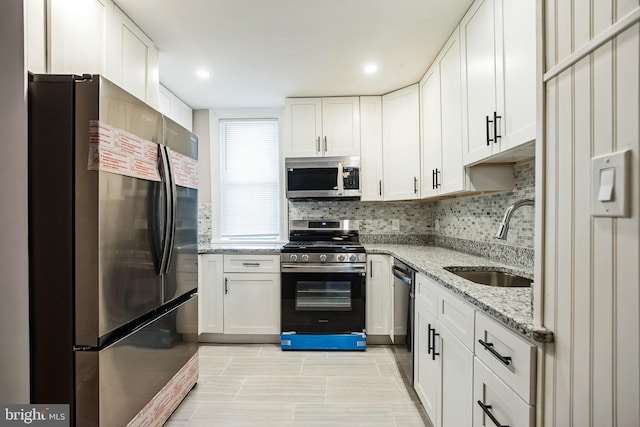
(163, 146), (177, 274)
(158, 145), (173, 274)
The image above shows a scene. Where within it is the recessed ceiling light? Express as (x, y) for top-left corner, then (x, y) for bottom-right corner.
(196, 70), (211, 79)
(364, 64), (378, 74)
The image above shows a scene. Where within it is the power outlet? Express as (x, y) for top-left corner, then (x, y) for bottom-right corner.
(391, 219), (400, 231)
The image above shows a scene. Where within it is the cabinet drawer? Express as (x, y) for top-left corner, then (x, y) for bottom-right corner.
(415, 273), (438, 317)
(437, 287), (475, 351)
(474, 311), (536, 404)
(473, 358), (534, 427)
(223, 255), (280, 273)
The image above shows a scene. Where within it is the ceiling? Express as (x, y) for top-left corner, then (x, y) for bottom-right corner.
(114, 0), (474, 109)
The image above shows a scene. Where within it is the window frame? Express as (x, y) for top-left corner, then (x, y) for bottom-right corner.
(210, 108), (287, 244)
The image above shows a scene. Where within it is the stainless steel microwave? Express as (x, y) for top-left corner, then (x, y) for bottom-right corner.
(285, 156), (361, 200)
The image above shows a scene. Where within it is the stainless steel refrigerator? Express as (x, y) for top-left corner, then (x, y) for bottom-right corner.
(28, 74), (199, 426)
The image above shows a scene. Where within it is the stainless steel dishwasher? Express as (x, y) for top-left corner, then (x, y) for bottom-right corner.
(392, 258), (415, 384)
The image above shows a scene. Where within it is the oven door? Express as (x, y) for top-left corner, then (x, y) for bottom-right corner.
(281, 266), (366, 334)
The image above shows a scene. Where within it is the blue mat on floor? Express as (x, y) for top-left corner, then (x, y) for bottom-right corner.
(280, 332), (366, 351)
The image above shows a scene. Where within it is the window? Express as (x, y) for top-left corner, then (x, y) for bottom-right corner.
(216, 116), (282, 241)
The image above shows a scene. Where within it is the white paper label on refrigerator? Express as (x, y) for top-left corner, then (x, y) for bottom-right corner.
(168, 149), (199, 189)
(88, 121), (161, 182)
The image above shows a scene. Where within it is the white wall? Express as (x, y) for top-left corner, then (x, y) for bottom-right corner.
(542, 0), (640, 425)
(194, 109), (211, 204)
(0, 0), (30, 403)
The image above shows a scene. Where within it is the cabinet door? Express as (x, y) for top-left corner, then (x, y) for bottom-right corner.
(499, 0), (536, 150)
(366, 254), (392, 335)
(420, 64), (442, 199)
(438, 29), (465, 194)
(382, 84), (421, 201)
(440, 324), (474, 427)
(48, 0), (106, 75)
(284, 98), (322, 157)
(414, 299), (440, 426)
(461, 0), (498, 165)
(199, 254), (224, 333)
(121, 22), (148, 102)
(359, 96), (384, 201)
(224, 273), (280, 334)
(322, 97), (360, 156)
(473, 358), (534, 427)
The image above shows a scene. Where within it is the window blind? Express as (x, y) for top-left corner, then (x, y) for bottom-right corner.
(219, 119), (280, 240)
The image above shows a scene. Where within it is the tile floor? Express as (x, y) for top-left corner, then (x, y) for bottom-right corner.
(164, 344), (431, 426)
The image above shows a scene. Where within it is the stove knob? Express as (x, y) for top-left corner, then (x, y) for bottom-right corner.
(349, 254), (358, 262)
(337, 254), (346, 262)
(301, 254), (309, 262)
(319, 254), (327, 262)
(289, 254), (298, 262)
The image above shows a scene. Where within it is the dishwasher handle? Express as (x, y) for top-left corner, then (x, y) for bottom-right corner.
(392, 265), (413, 285)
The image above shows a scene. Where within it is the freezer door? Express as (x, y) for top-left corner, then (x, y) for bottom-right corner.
(75, 76), (166, 346)
(162, 116), (199, 303)
(75, 295), (198, 427)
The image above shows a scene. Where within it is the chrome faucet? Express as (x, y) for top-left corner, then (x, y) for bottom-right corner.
(494, 199), (535, 240)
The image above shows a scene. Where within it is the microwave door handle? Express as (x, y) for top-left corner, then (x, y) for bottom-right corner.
(337, 162), (344, 195)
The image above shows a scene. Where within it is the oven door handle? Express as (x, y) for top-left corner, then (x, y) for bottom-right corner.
(281, 264), (366, 274)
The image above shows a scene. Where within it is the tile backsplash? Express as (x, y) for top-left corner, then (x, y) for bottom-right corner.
(199, 158), (535, 267)
(288, 200), (434, 245)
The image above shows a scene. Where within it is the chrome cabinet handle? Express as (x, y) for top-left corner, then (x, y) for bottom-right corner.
(317, 136), (321, 153)
(323, 136), (327, 153)
(478, 339), (512, 366)
(242, 262), (260, 267)
(477, 400), (509, 427)
(369, 260), (373, 277)
(378, 180), (382, 196)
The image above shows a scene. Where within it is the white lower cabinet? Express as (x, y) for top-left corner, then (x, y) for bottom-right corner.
(440, 324), (473, 427)
(414, 272), (473, 427)
(198, 254), (280, 335)
(473, 358), (534, 427)
(223, 273), (280, 334)
(414, 272), (536, 427)
(366, 254), (393, 336)
(199, 254), (224, 333)
(414, 298), (440, 423)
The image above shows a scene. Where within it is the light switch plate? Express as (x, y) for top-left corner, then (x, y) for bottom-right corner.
(591, 149), (631, 217)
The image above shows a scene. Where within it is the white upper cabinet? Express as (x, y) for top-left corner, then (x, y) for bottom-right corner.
(359, 96), (384, 201)
(420, 63), (443, 199)
(460, 0), (536, 165)
(382, 84), (421, 201)
(37, 0), (160, 109)
(48, 0), (107, 75)
(284, 97), (360, 158)
(105, 4), (160, 108)
(160, 85), (193, 131)
(322, 97), (361, 156)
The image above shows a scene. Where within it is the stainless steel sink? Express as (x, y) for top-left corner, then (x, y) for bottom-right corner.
(444, 267), (532, 288)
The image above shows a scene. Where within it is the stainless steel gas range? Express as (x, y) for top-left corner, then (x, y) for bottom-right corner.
(280, 220), (367, 350)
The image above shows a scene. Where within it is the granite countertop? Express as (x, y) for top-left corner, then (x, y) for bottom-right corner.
(198, 243), (283, 254)
(365, 244), (553, 343)
(197, 242), (553, 343)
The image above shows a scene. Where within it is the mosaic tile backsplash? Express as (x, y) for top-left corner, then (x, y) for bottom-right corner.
(199, 159), (535, 267)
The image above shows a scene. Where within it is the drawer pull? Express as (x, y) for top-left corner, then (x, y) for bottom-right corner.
(242, 262), (261, 267)
(477, 400), (509, 427)
(478, 339), (512, 366)
(224, 277), (229, 294)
